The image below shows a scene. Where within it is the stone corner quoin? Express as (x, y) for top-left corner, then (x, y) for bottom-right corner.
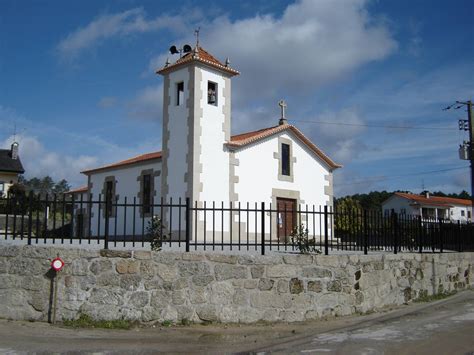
(0, 245), (472, 324)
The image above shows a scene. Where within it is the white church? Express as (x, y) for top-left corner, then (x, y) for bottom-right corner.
(70, 43), (341, 241)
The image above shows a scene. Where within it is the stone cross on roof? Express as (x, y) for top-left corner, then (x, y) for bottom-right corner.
(278, 99), (288, 125)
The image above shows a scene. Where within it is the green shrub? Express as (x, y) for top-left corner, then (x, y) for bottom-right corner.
(291, 224), (321, 254)
(147, 216), (168, 251)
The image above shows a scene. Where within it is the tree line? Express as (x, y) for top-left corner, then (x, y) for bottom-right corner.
(3, 176), (71, 199)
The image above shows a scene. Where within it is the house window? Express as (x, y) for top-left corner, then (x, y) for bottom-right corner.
(105, 180), (114, 216)
(176, 82), (184, 106)
(142, 174), (152, 214)
(281, 143), (290, 176)
(0, 182), (4, 193)
(208, 81), (217, 105)
(468, 211), (472, 219)
(451, 210), (454, 216)
(461, 210), (465, 217)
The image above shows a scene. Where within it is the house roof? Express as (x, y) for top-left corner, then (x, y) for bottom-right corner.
(0, 149), (24, 174)
(68, 186), (88, 194)
(82, 151), (162, 175)
(156, 46), (239, 77)
(393, 192), (472, 208)
(82, 124), (341, 175)
(227, 124), (342, 170)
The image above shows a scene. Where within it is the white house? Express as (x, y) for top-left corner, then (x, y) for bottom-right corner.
(70, 44), (341, 241)
(0, 142), (24, 197)
(382, 192), (472, 223)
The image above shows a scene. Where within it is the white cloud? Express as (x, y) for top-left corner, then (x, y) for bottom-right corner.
(149, 0), (397, 105)
(56, 8), (189, 60)
(127, 84), (163, 120)
(1, 134), (98, 187)
(97, 96), (117, 108)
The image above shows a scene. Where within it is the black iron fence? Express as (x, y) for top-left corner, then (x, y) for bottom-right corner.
(0, 193), (473, 254)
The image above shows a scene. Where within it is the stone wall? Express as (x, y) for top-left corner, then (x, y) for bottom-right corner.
(0, 245), (472, 324)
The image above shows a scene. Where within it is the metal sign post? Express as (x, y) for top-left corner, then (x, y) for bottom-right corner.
(50, 256), (64, 324)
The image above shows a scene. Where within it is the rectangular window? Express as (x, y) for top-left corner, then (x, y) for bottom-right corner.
(176, 82), (184, 106)
(468, 211), (472, 219)
(461, 210), (465, 217)
(143, 174), (152, 214)
(281, 143), (290, 176)
(105, 181), (114, 216)
(208, 81), (217, 105)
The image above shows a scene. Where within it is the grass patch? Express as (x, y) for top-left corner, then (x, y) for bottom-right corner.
(63, 314), (133, 330)
(415, 290), (457, 303)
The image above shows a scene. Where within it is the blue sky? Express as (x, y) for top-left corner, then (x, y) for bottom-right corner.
(1, 0), (473, 196)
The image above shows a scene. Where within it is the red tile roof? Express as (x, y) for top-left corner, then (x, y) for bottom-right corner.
(67, 186), (88, 194)
(228, 124), (342, 170)
(82, 151), (162, 175)
(394, 192), (472, 207)
(157, 47), (239, 76)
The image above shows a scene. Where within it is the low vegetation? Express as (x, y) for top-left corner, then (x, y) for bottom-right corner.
(291, 224), (321, 254)
(63, 314), (133, 329)
(414, 290), (457, 303)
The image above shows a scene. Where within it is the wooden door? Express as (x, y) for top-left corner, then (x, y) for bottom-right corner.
(277, 198), (296, 239)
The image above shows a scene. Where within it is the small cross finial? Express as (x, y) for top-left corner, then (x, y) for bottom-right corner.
(278, 99), (287, 125)
(194, 27), (200, 48)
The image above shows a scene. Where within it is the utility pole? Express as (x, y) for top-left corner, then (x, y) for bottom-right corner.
(453, 100), (474, 214)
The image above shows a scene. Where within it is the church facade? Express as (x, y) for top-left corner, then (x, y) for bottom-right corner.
(70, 45), (341, 240)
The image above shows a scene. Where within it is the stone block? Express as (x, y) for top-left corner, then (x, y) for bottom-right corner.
(0, 246), (21, 257)
(181, 253), (206, 261)
(21, 246), (52, 259)
(71, 259), (90, 276)
(207, 254), (238, 264)
(0, 259), (8, 273)
(172, 290), (186, 305)
(89, 259), (112, 275)
(196, 304), (219, 322)
(0, 275), (18, 289)
(128, 291), (149, 308)
(327, 280), (342, 292)
(96, 273), (120, 287)
(210, 282), (234, 305)
(244, 279), (258, 289)
(140, 261), (155, 279)
(120, 274), (141, 290)
(100, 249), (131, 258)
(289, 278), (304, 294)
(250, 292), (292, 309)
(251, 265), (265, 279)
(150, 290), (171, 308)
(134, 251), (152, 260)
(89, 288), (123, 306)
(277, 279), (289, 293)
(258, 278), (274, 291)
(302, 266), (332, 279)
(283, 255), (313, 265)
(214, 264), (247, 281)
(233, 289), (248, 306)
(192, 274), (214, 287)
(178, 261), (211, 277)
(307, 280), (322, 293)
(21, 276), (44, 291)
(188, 287), (207, 304)
(266, 264), (298, 278)
(156, 263), (179, 282)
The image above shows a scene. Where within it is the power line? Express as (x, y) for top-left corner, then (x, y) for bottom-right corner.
(292, 119), (457, 131)
(339, 166), (468, 186)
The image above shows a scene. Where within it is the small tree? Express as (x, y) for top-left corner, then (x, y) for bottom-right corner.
(147, 216), (168, 251)
(290, 224), (321, 254)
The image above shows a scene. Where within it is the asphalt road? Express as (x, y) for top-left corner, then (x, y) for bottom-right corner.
(0, 290), (473, 354)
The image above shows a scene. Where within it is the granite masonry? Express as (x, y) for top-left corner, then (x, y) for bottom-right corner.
(0, 245), (472, 324)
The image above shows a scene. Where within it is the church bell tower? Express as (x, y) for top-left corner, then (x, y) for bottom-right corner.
(157, 41), (239, 204)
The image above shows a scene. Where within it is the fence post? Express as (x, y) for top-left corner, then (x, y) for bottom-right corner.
(324, 205), (329, 255)
(392, 211), (398, 255)
(27, 191), (33, 246)
(104, 195), (109, 250)
(438, 218), (443, 253)
(418, 216), (423, 254)
(363, 209), (368, 255)
(261, 202), (265, 256)
(185, 198), (190, 252)
(458, 220), (462, 252)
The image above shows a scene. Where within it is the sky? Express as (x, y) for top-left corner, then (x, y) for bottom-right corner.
(1, 0), (473, 197)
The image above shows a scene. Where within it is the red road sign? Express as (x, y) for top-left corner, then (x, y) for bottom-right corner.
(51, 257), (65, 272)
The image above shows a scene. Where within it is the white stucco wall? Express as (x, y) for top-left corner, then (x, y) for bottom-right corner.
(382, 197), (418, 216)
(166, 68), (190, 201)
(0, 172), (19, 196)
(198, 67), (230, 204)
(86, 161), (162, 237)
